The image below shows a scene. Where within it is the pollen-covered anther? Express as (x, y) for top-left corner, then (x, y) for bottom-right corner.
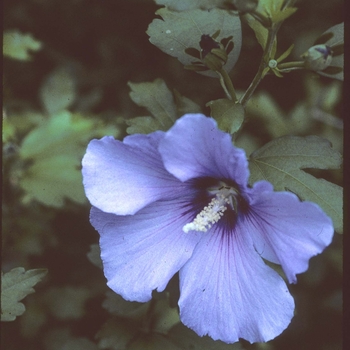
(183, 192), (232, 233)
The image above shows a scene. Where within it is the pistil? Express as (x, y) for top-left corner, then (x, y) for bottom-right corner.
(183, 186), (237, 233)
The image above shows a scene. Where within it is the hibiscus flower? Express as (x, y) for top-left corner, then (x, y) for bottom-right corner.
(82, 114), (333, 343)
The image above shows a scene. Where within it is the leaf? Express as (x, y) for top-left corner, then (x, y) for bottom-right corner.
(18, 110), (118, 207)
(96, 318), (140, 350)
(167, 323), (244, 349)
(147, 8), (241, 77)
(102, 290), (148, 318)
(44, 329), (99, 350)
(129, 334), (182, 350)
(207, 99), (244, 134)
(44, 286), (91, 320)
(40, 66), (77, 115)
(249, 136), (343, 233)
(243, 13), (277, 57)
(126, 116), (163, 135)
(258, 0), (297, 24)
(154, 0), (227, 11)
(128, 79), (177, 131)
(316, 23), (344, 81)
(152, 298), (180, 334)
(246, 91), (312, 138)
(3, 30), (42, 61)
(173, 89), (202, 116)
(1, 267), (47, 321)
(20, 155), (87, 207)
(126, 79), (200, 134)
(87, 244), (103, 269)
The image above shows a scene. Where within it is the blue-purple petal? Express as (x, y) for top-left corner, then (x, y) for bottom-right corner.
(243, 181), (334, 283)
(159, 114), (249, 186)
(90, 194), (201, 302)
(82, 134), (186, 215)
(178, 223), (295, 343)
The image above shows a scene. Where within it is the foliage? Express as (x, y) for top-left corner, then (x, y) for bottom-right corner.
(15, 110), (119, 207)
(3, 30), (42, 60)
(147, 7), (241, 77)
(249, 136), (343, 233)
(126, 79), (200, 134)
(1, 268), (47, 321)
(2, 0), (342, 349)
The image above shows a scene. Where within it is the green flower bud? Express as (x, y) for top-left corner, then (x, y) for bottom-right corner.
(301, 44), (333, 71)
(203, 51), (226, 71)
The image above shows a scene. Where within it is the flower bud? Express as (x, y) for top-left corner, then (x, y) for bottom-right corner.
(200, 34), (228, 71)
(301, 44), (333, 71)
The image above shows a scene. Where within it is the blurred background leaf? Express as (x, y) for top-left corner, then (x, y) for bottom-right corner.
(3, 30), (42, 60)
(1, 268), (47, 321)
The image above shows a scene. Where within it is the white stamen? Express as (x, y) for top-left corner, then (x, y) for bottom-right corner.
(183, 188), (236, 233)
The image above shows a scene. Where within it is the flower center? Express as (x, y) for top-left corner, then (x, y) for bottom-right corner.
(183, 184), (238, 233)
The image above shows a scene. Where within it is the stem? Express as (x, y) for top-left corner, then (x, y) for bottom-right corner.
(250, 11), (271, 28)
(239, 0), (297, 107)
(277, 60), (306, 71)
(240, 25), (278, 107)
(217, 68), (237, 101)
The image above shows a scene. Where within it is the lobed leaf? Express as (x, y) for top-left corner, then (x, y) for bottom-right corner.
(102, 290), (148, 318)
(128, 79), (177, 131)
(3, 30), (42, 61)
(126, 79), (201, 134)
(96, 318), (140, 350)
(147, 8), (241, 77)
(249, 136), (343, 233)
(20, 155), (87, 207)
(1, 267), (47, 321)
(40, 66), (77, 115)
(207, 99), (245, 134)
(18, 110), (118, 207)
(44, 329), (99, 350)
(44, 286), (91, 320)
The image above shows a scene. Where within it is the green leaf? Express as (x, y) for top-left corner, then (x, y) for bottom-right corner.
(96, 318), (140, 350)
(44, 286), (91, 320)
(87, 244), (103, 269)
(155, 0), (227, 11)
(316, 23), (344, 81)
(258, 0), (297, 24)
(3, 30), (42, 61)
(126, 116), (164, 135)
(20, 155), (87, 207)
(1, 267), (47, 321)
(207, 99), (244, 134)
(249, 136), (343, 233)
(102, 291), (148, 319)
(44, 329), (99, 350)
(243, 13), (276, 57)
(152, 298), (180, 334)
(40, 66), (77, 115)
(18, 110), (118, 207)
(129, 334), (182, 350)
(147, 8), (241, 77)
(126, 79), (201, 134)
(173, 89), (202, 116)
(167, 323), (244, 349)
(128, 79), (177, 131)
